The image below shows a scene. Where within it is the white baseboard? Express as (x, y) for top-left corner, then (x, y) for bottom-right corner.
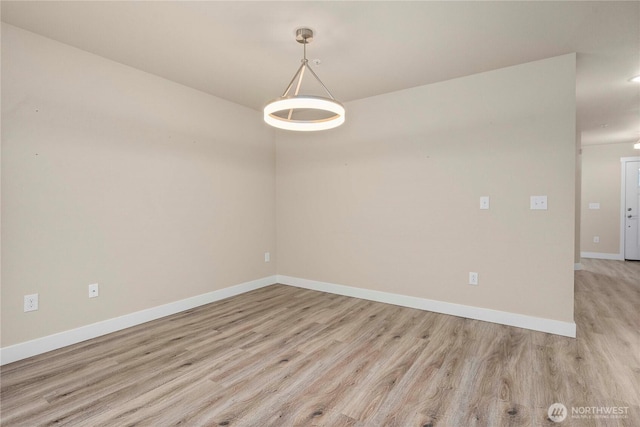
(0, 276), (277, 366)
(1, 273), (578, 365)
(574, 263), (583, 271)
(580, 251), (624, 260)
(277, 275), (576, 338)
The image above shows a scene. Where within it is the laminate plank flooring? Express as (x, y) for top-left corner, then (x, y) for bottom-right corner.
(1, 259), (638, 426)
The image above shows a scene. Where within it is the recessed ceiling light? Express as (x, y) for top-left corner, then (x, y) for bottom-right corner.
(631, 75), (640, 83)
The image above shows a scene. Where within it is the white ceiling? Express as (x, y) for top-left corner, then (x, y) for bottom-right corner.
(2, 1), (639, 146)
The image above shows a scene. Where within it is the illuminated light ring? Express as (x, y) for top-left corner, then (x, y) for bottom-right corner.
(264, 96), (345, 131)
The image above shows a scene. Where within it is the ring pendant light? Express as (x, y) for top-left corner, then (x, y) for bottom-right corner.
(264, 28), (345, 131)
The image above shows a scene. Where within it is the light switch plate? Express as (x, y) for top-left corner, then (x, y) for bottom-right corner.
(530, 195), (548, 210)
(588, 202), (600, 210)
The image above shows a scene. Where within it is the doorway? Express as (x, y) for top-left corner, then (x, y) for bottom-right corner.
(622, 158), (640, 260)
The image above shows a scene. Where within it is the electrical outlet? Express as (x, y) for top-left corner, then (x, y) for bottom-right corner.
(24, 294), (39, 312)
(480, 196), (490, 210)
(593, 236), (600, 243)
(88, 283), (99, 298)
(264, 252), (270, 263)
(469, 272), (479, 286)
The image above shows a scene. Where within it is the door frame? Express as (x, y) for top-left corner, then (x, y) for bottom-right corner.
(620, 156), (640, 259)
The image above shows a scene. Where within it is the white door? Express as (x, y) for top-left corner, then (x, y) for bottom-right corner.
(624, 161), (640, 260)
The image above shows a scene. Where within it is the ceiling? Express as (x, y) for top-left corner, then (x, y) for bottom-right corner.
(2, 1), (639, 146)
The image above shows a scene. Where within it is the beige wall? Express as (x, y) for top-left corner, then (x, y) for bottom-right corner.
(1, 23), (578, 350)
(580, 142), (639, 255)
(1, 24), (276, 347)
(277, 54), (576, 323)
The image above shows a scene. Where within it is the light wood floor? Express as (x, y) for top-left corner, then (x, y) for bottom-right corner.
(1, 259), (638, 426)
